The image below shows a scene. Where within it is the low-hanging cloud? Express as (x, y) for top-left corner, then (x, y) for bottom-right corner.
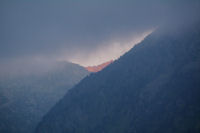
(0, 0), (200, 66)
(60, 30), (153, 66)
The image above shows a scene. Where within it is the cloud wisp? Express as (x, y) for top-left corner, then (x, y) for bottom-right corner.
(61, 30), (153, 66)
(0, 0), (200, 68)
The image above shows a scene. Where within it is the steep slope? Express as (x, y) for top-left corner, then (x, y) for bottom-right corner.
(0, 61), (89, 133)
(36, 24), (200, 133)
(85, 60), (113, 72)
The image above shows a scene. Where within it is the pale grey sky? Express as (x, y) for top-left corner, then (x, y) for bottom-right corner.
(0, 0), (199, 66)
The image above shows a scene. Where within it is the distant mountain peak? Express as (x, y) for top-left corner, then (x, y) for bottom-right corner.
(85, 60), (113, 72)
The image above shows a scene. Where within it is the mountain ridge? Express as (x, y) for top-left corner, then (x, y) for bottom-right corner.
(36, 24), (200, 133)
(85, 60), (113, 72)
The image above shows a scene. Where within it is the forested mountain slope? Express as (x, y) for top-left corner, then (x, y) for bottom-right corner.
(36, 24), (200, 133)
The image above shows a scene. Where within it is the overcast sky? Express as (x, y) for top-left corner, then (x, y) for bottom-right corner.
(0, 0), (200, 66)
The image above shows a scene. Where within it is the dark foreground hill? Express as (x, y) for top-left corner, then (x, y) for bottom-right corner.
(36, 24), (200, 133)
(0, 61), (89, 133)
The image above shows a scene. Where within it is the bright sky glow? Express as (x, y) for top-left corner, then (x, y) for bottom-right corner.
(60, 30), (153, 66)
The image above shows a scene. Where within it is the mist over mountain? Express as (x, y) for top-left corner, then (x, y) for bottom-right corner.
(0, 61), (89, 133)
(0, 0), (200, 133)
(1, 0), (200, 66)
(36, 22), (200, 133)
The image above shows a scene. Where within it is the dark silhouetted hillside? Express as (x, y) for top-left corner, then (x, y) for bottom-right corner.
(36, 23), (200, 133)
